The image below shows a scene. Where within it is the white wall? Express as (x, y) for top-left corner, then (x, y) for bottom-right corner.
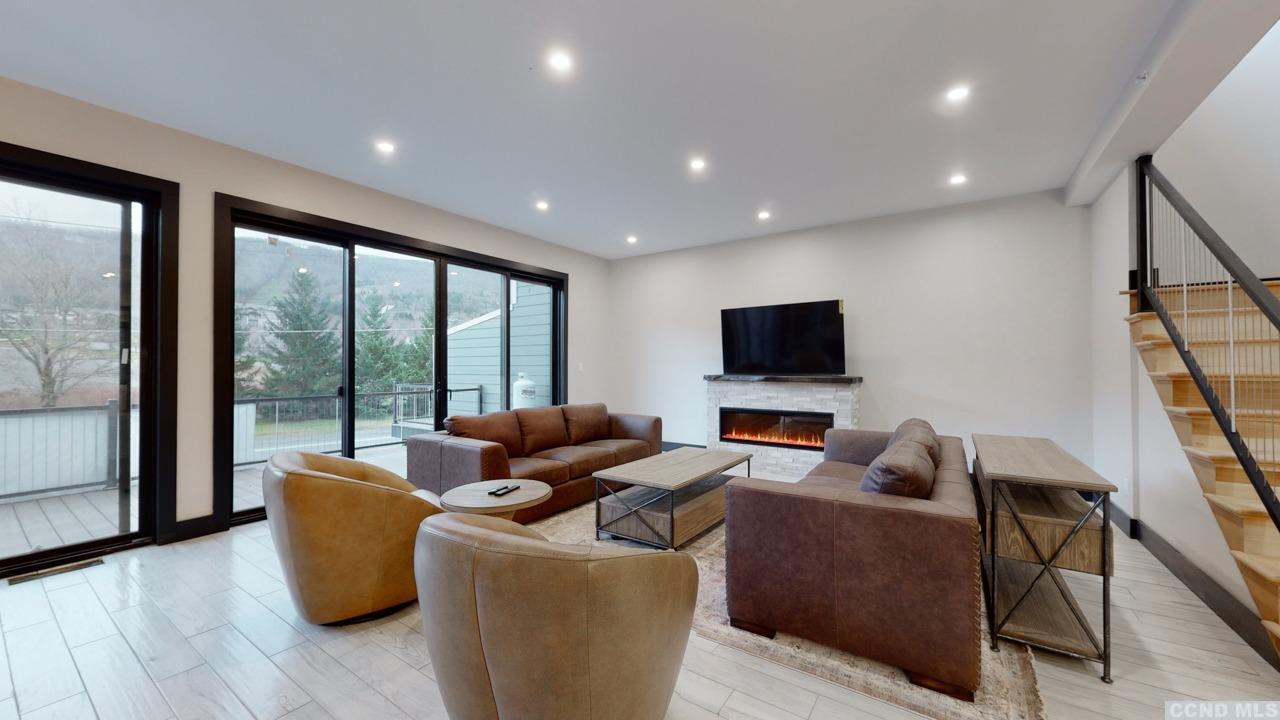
(1155, 23), (1280, 278)
(1088, 168), (1139, 516)
(0, 77), (613, 522)
(605, 191), (1094, 461)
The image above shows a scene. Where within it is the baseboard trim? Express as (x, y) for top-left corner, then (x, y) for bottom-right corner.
(1108, 503), (1141, 539)
(1134, 521), (1280, 671)
(661, 441), (706, 451)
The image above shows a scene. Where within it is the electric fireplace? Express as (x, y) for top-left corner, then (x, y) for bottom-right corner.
(718, 407), (834, 450)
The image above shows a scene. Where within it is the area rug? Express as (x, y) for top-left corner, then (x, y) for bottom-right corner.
(532, 505), (1045, 720)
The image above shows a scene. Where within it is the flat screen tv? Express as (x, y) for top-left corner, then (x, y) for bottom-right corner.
(721, 300), (845, 375)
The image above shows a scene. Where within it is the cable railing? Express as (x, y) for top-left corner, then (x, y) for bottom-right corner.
(231, 385), (482, 465)
(1137, 156), (1280, 532)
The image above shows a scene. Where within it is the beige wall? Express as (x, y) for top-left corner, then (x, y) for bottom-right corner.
(0, 77), (613, 521)
(604, 191), (1094, 461)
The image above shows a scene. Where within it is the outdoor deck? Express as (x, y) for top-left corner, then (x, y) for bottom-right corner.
(232, 443), (410, 512)
(0, 482), (139, 561)
(2, 444), (411, 561)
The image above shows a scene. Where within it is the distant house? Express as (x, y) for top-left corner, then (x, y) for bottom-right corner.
(445, 281), (552, 417)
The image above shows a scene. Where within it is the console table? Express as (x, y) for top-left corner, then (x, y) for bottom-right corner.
(972, 434), (1116, 683)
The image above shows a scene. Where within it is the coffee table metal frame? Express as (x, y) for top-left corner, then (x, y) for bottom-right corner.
(594, 457), (750, 551)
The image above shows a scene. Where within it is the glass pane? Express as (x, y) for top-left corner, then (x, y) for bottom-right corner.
(445, 265), (503, 417)
(0, 179), (135, 561)
(509, 279), (553, 408)
(352, 245), (436, 476)
(232, 228), (344, 513)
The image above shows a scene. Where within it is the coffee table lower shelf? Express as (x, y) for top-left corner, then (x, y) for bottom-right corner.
(596, 473), (731, 550)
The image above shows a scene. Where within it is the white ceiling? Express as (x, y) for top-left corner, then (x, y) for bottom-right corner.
(0, 0), (1186, 258)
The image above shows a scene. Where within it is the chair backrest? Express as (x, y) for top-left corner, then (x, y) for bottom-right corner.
(414, 513), (698, 720)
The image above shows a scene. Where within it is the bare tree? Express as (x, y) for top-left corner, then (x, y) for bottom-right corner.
(0, 212), (118, 408)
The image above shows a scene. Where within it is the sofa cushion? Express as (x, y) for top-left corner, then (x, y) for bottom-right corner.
(860, 440), (936, 499)
(515, 406), (570, 455)
(581, 438), (650, 465)
(508, 457), (571, 487)
(803, 460), (867, 485)
(445, 411), (522, 458)
(562, 403), (610, 445)
(889, 418), (941, 466)
(532, 445), (616, 478)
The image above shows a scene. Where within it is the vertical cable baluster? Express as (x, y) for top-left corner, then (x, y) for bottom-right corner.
(1228, 270), (1236, 433)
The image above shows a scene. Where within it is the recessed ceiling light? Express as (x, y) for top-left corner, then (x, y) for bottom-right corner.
(945, 86), (970, 102)
(757, 210), (771, 221)
(101, 271), (116, 279)
(547, 48), (573, 74)
(535, 200), (550, 212)
(626, 235), (638, 244)
(689, 157), (707, 172)
(392, 281), (401, 287)
(374, 140), (396, 155)
(949, 173), (968, 186)
(298, 267), (309, 274)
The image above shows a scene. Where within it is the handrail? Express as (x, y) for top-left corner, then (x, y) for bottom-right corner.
(1135, 155), (1280, 534)
(1140, 157), (1280, 331)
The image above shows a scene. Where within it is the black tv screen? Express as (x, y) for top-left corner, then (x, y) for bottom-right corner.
(721, 300), (845, 375)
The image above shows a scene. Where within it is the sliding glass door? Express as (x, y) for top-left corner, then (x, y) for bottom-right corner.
(231, 228), (344, 513)
(353, 245), (437, 475)
(445, 264), (504, 417)
(509, 278), (555, 409)
(0, 179), (142, 562)
(216, 195), (567, 521)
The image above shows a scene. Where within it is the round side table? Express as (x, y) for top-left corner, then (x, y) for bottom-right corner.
(440, 480), (552, 521)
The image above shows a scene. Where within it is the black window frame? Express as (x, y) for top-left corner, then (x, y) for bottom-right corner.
(0, 140), (180, 576)
(213, 194), (568, 525)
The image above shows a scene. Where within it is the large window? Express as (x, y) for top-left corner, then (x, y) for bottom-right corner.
(216, 196), (566, 519)
(0, 142), (177, 576)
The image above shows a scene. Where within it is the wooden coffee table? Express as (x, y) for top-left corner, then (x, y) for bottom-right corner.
(440, 480), (552, 521)
(593, 447), (751, 550)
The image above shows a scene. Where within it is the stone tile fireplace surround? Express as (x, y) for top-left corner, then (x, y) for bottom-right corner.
(704, 374), (862, 480)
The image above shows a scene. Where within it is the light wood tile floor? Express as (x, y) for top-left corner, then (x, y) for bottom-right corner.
(0, 520), (1276, 719)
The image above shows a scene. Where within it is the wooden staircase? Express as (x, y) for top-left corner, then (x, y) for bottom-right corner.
(1126, 280), (1280, 655)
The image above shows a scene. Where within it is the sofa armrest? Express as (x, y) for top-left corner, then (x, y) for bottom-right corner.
(407, 433), (512, 496)
(609, 413), (662, 455)
(823, 429), (892, 465)
(724, 476), (981, 692)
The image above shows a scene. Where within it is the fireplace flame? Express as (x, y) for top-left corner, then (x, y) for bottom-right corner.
(721, 429), (825, 449)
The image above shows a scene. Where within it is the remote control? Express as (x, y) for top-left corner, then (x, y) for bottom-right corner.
(493, 485), (518, 497)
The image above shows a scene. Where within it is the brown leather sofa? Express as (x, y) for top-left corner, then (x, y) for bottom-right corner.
(263, 451), (444, 624)
(724, 426), (982, 698)
(407, 403), (661, 523)
(414, 512), (697, 720)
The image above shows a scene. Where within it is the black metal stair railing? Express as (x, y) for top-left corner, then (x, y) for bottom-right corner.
(1135, 155), (1280, 532)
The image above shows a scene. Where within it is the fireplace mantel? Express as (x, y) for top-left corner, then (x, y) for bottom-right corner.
(703, 374), (862, 385)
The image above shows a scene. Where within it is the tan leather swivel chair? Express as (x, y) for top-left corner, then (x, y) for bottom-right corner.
(263, 451), (443, 624)
(414, 513), (698, 720)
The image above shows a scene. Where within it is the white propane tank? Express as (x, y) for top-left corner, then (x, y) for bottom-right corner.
(512, 372), (537, 408)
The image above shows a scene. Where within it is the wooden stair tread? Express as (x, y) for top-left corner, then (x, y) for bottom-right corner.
(1129, 307), (1267, 318)
(1151, 370), (1280, 381)
(1183, 444), (1280, 465)
(1232, 551), (1280, 581)
(1204, 493), (1273, 519)
(1167, 406), (1280, 418)
(1137, 337), (1280, 349)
